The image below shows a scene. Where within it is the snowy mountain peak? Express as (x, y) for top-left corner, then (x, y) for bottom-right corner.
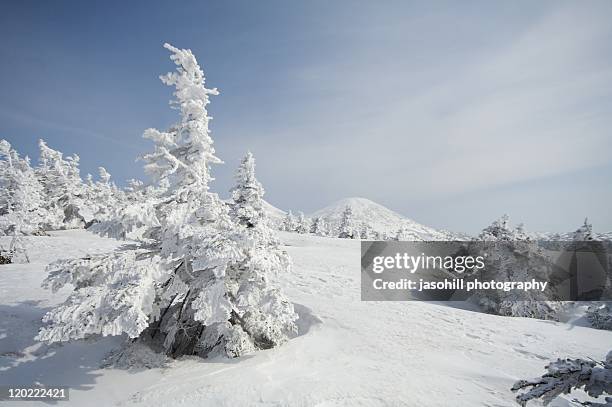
(309, 197), (452, 240)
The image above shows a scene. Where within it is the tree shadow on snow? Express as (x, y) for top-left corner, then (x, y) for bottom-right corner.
(0, 301), (119, 403)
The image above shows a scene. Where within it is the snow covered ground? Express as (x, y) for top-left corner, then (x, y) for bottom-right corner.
(1, 230), (610, 406)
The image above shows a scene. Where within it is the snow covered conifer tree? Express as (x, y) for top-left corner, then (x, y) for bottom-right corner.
(229, 152), (265, 229)
(474, 215), (560, 320)
(227, 151), (298, 351)
(0, 139), (47, 235)
(478, 214), (516, 241)
(338, 205), (358, 239)
(359, 223), (373, 240)
(311, 216), (328, 236)
(573, 217), (594, 241)
(282, 210), (297, 232)
(395, 225), (420, 241)
(36, 140), (88, 229)
(38, 43), (297, 360)
(86, 167), (124, 225)
(295, 211), (310, 234)
(586, 303), (612, 331)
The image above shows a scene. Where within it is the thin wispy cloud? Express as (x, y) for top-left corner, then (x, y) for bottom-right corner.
(232, 2), (611, 232)
(1, 1), (610, 233)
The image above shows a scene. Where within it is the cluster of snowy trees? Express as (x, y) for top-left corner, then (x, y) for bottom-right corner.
(0, 138), (125, 238)
(281, 211), (313, 235)
(280, 206), (391, 240)
(0, 137), (132, 263)
(34, 43), (298, 359)
(472, 215), (612, 326)
(472, 214), (561, 321)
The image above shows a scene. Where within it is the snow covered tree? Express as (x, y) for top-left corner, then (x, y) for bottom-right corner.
(227, 151), (298, 351)
(295, 211), (310, 234)
(311, 217), (329, 236)
(573, 218), (594, 241)
(229, 152), (265, 229)
(479, 214), (526, 241)
(37, 43), (297, 360)
(512, 350), (612, 406)
(36, 139), (89, 229)
(474, 216), (560, 320)
(0, 139), (47, 235)
(90, 176), (166, 241)
(586, 303), (612, 331)
(359, 223), (373, 240)
(82, 167), (125, 227)
(395, 225), (420, 241)
(338, 205), (358, 239)
(282, 211), (297, 232)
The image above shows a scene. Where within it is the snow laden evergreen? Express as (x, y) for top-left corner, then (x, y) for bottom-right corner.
(37, 43), (297, 359)
(337, 205), (359, 239)
(282, 211), (297, 232)
(586, 303), (612, 331)
(227, 151), (298, 350)
(395, 225), (421, 241)
(295, 211), (310, 234)
(479, 214), (531, 241)
(474, 215), (560, 320)
(90, 177), (166, 241)
(573, 218), (595, 241)
(512, 350), (612, 406)
(36, 139), (89, 229)
(0, 139), (48, 236)
(84, 167), (126, 226)
(310, 216), (329, 236)
(359, 223), (373, 240)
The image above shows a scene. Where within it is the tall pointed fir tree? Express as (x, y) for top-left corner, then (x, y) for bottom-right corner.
(37, 43), (297, 359)
(338, 205), (358, 239)
(228, 151), (298, 349)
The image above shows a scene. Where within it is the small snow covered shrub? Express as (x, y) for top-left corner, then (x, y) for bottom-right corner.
(37, 43), (297, 359)
(512, 350), (612, 406)
(586, 303), (612, 331)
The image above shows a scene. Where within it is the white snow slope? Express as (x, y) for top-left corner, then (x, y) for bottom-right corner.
(310, 197), (456, 240)
(262, 199), (287, 228)
(1, 230), (610, 406)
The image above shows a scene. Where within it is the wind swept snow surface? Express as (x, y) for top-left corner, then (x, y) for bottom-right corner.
(0, 230), (610, 406)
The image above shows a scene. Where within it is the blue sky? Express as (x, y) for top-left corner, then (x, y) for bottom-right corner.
(1, 0), (611, 234)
